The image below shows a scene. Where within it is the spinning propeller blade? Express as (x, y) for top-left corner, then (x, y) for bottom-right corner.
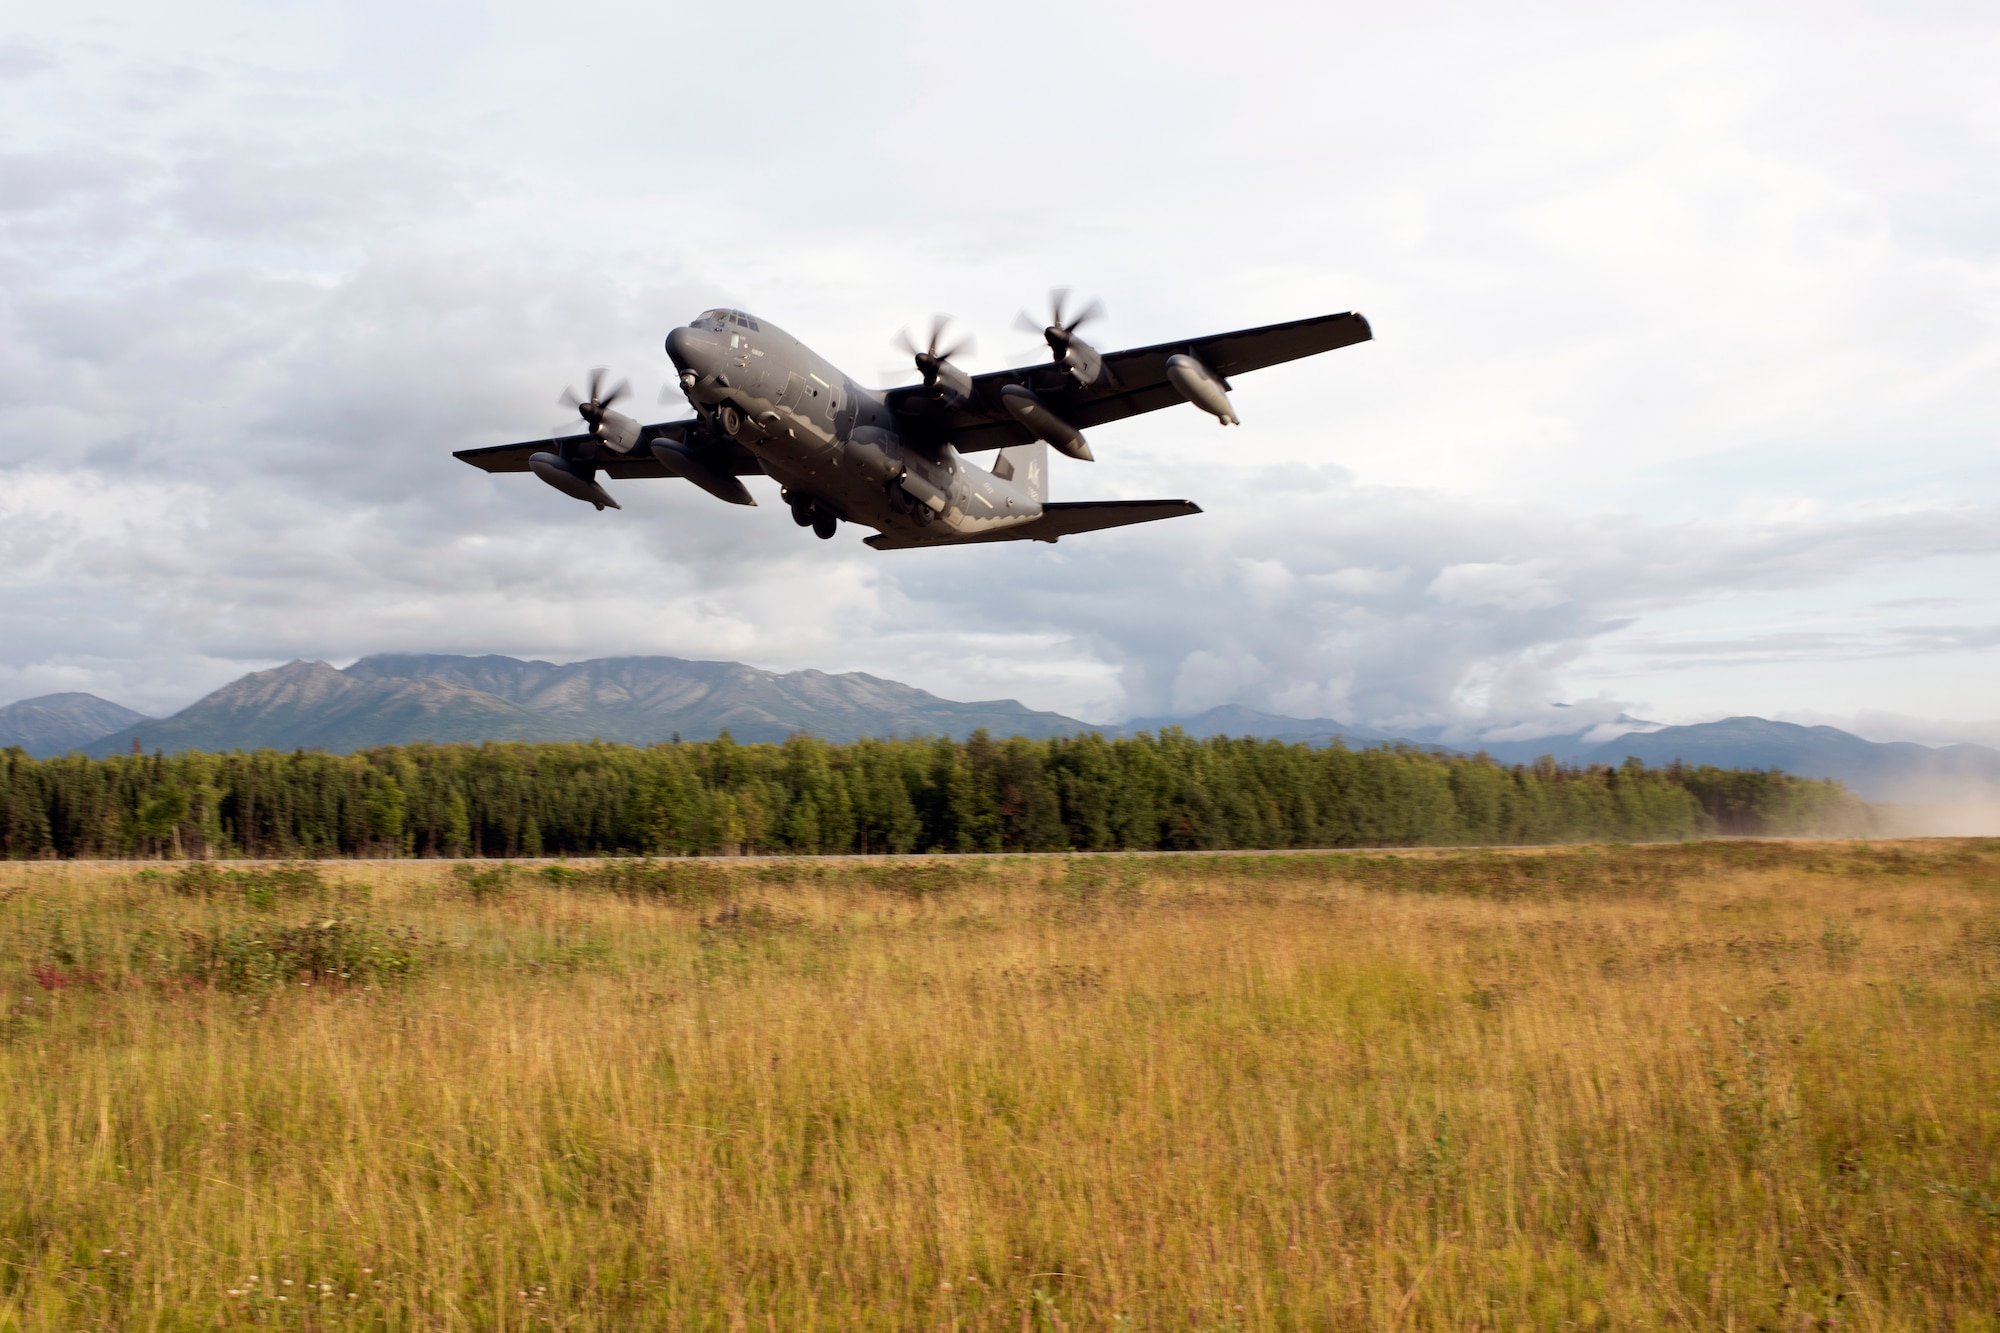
(1018, 288), (1105, 353)
(892, 315), (974, 387)
(559, 367), (631, 428)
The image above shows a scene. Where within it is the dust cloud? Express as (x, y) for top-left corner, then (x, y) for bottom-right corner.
(1871, 793), (2000, 837)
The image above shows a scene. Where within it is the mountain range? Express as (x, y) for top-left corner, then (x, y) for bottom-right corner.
(1569, 716), (2000, 804)
(75, 654), (1091, 755)
(0, 692), (153, 758)
(4, 654), (1998, 804)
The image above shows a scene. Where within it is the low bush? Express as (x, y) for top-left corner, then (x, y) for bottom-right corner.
(447, 862), (515, 900)
(566, 858), (737, 905)
(174, 918), (433, 991)
(167, 860), (341, 908)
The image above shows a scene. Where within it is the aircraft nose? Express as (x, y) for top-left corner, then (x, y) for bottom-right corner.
(665, 324), (715, 375)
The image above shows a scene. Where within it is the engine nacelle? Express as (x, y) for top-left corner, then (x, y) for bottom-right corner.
(925, 358), (973, 410)
(999, 384), (1093, 461)
(1165, 354), (1238, 425)
(529, 452), (621, 510)
(593, 409), (643, 454)
(1058, 336), (1105, 389)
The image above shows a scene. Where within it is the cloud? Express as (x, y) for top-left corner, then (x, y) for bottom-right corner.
(0, 42), (53, 81)
(1428, 561), (1569, 611)
(165, 144), (474, 241)
(0, 150), (133, 213)
(1312, 566), (1408, 597)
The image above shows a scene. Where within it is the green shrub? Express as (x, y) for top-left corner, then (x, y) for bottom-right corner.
(169, 861), (334, 908)
(569, 858), (736, 905)
(448, 863), (516, 901)
(860, 860), (989, 898)
(175, 918), (433, 991)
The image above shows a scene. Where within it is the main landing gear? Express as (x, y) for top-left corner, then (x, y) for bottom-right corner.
(882, 478), (935, 526)
(784, 490), (840, 540)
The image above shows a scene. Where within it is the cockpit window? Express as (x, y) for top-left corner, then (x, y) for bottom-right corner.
(692, 308), (758, 332)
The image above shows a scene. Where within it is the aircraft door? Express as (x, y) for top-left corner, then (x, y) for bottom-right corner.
(778, 372), (835, 447)
(778, 374), (810, 413)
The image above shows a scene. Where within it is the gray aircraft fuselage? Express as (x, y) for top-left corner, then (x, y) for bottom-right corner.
(666, 309), (1043, 543)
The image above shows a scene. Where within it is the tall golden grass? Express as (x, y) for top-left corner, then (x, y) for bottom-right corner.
(3, 843), (1998, 1330)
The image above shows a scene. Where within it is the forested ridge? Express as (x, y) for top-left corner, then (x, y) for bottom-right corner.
(0, 731), (1868, 859)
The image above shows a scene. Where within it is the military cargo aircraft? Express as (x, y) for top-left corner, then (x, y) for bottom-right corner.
(454, 292), (1371, 549)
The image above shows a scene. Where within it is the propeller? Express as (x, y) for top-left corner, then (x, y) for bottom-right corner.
(1014, 287), (1104, 358)
(558, 367), (631, 431)
(893, 315), (975, 387)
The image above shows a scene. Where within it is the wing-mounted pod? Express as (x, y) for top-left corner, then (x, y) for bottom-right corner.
(1165, 353), (1238, 425)
(529, 454), (621, 510)
(999, 384), (1093, 461)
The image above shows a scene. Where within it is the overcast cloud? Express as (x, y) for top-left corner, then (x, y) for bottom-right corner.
(1, 0), (1997, 740)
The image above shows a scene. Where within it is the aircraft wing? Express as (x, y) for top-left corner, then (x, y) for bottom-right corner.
(453, 420), (765, 478)
(864, 499), (1200, 550)
(887, 311), (1371, 454)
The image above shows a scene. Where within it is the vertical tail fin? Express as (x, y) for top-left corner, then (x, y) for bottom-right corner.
(990, 440), (1048, 504)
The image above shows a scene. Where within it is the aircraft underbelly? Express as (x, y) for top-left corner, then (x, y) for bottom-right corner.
(756, 441), (890, 526)
(756, 435), (1038, 540)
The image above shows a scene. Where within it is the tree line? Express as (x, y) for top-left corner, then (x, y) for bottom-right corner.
(0, 731), (1870, 859)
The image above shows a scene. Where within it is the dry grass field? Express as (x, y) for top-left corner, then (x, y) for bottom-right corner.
(3, 842), (1998, 1330)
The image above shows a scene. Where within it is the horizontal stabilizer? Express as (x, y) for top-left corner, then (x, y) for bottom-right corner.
(865, 499), (1200, 550)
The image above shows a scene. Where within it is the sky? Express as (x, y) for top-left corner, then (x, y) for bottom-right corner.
(1, 0), (1997, 744)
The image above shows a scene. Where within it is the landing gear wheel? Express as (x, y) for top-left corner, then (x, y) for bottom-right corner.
(717, 403), (743, 438)
(812, 513), (838, 540)
(790, 498), (815, 527)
